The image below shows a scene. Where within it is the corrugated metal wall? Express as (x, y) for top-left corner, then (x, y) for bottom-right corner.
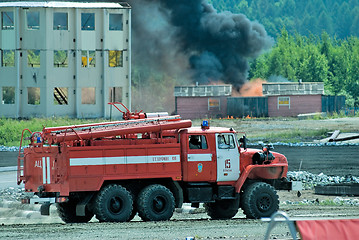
(322, 96), (346, 113)
(227, 97), (268, 118)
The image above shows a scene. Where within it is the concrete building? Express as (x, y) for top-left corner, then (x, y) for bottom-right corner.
(262, 82), (324, 117)
(0, 1), (131, 118)
(174, 85), (232, 119)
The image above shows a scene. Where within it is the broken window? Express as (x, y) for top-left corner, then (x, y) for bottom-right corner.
(81, 87), (96, 104)
(27, 50), (40, 68)
(108, 50), (123, 67)
(81, 13), (95, 30)
(28, 87), (40, 105)
(2, 87), (15, 104)
(109, 87), (122, 102)
(53, 87), (68, 105)
(53, 12), (68, 30)
(89, 51), (96, 67)
(1, 11), (14, 30)
(27, 11), (39, 30)
(81, 50), (95, 67)
(278, 96), (290, 109)
(54, 50), (68, 67)
(1, 50), (15, 67)
(109, 14), (122, 31)
(208, 98), (220, 110)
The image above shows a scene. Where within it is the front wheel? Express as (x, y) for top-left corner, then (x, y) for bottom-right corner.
(241, 182), (279, 219)
(137, 184), (175, 221)
(204, 198), (240, 220)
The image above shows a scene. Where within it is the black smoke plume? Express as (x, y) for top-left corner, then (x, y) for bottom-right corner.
(128, 0), (273, 89)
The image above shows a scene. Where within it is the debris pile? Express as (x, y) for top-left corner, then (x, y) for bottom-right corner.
(0, 146), (20, 152)
(282, 197), (359, 206)
(288, 171), (359, 190)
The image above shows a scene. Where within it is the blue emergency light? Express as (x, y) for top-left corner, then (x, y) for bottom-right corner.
(201, 120), (209, 129)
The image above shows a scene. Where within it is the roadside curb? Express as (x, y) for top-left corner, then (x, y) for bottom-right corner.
(0, 166), (17, 172)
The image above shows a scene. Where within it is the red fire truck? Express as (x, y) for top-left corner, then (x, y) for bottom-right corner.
(18, 103), (292, 223)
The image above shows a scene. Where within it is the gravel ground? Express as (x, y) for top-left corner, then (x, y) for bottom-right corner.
(0, 196), (358, 240)
(1, 173), (359, 239)
(1, 117), (359, 239)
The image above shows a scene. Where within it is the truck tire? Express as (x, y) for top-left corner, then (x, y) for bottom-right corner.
(128, 206), (137, 221)
(137, 184), (175, 221)
(94, 184), (133, 222)
(242, 182), (279, 219)
(204, 198), (240, 220)
(57, 201), (94, 223)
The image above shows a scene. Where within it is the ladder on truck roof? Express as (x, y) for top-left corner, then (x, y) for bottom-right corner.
(41, 115), (192, 145)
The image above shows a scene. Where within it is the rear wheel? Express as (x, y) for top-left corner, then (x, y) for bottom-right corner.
(204, 198), (239, 220)
(241, 182), (279, 219)
(57, 200), (94, 223)
(94, 184), (133, 222)
(137, 184), (175, 221)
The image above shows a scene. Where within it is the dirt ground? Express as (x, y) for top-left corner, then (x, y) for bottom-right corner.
(1, 117), (359, 239)
(0, 190), (358, 240)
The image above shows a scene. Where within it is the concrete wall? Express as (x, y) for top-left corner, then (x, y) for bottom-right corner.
(174, 85), (232, 97)
(268, 95), (322, 117)
(0, 2), (130, 118)
(262, 82), (324, 96)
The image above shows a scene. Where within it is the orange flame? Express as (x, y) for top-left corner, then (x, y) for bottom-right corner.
(238, 78), (266, 97)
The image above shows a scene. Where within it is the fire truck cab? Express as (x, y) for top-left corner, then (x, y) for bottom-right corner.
(18, 106), (292, 223)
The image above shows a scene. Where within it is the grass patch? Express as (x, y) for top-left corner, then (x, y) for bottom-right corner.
(0, 117), (101, 147)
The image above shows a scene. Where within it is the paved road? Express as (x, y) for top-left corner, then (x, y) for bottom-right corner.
(274, 145), (359, 176)
(0, 169), (22, 189)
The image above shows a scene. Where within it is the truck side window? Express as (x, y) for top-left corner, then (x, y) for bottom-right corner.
(189, 135), (208, 149)
(218, 134), (235, 149)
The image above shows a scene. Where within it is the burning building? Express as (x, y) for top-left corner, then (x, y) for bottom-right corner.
(0, 2), (131, 118)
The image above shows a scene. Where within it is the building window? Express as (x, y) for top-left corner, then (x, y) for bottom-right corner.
(1, 11), (14, 30)
(1, 50), (15, 67)
(109, 87), (122, 102)
(53, 87), (68, 105)
(28, 87), (40, 105)
(54, 50), (68, 67)
(208, 98), (220, 111)
(109, 14), (123, 31)
(81, 13), (95, 30)
(81, 87), (96, 104)
(2, 87), (15, 104)
(81, 50), (96, 67)
(27, 11), (40, 30)
(109, 50), (123, 67)
(53, 12), (68, 30)
(278, 96), (290, 109)
(27, 50), (40, 68)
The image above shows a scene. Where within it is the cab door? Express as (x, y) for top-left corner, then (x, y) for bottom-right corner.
(185, 134), (215, 181)
(216, 133), (240, 182)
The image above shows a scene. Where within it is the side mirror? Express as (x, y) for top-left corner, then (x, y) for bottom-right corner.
(239, 135), (247, 149)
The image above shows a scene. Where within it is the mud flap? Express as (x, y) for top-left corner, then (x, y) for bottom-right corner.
(76, 193), (95, 216)
(40, 202), (51, 215)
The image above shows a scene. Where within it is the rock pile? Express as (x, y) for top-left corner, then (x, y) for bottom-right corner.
(288, 171), (359, 190)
